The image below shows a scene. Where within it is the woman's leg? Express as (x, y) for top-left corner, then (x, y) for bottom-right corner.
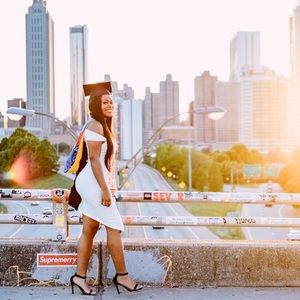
(106, 226), (142, 290)
(74, 215), (99, 291)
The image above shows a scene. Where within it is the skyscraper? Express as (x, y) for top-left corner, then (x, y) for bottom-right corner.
(143, 87), (159, 144)
(113, 80), (135, 152)
(25, 0), (55, 132)
(70, 25), (88, 127)
(238, 69), (289, 152)
(215, 81), (239, 146)
(290, 4), (300, 80)
(194, 71), (217, 145)
(159, 74), (179, 126)
(118, 98), (143, 160)
(289, 3), (300, 149)
(142, 75), (179, 145)
(230, 32), (261, 81)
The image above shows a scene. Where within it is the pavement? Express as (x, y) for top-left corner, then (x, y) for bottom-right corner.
(1, 286), (300, 300)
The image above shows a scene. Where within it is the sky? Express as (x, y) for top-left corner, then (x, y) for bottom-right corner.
(0, 0), (299, 120)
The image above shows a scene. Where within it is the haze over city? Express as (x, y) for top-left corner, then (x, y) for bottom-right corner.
(0, 0), (298, 120)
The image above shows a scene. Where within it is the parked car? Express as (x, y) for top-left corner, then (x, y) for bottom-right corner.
(151, 216), (165, 229)
(287, 229), (300, 241)
(42, 207), (52, 216)
(0, 190), (12, 198)
(11, 190), (22, 198)
(265, 181), (274, 207)
(152, 225), (165, 229)
(31, 201), (40, 206)
(23, 191), (32, 198)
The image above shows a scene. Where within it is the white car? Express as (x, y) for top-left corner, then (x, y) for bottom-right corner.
(42, 207), (53, 216)
(287, 229), (300, 241)
(31, 201), (40, 206)
(151, 216), (165, 229)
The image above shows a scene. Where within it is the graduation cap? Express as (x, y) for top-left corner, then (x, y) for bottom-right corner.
(83, 81), (112, 96)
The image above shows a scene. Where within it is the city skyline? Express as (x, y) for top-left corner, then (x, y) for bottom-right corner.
(0, 0), (298, 120)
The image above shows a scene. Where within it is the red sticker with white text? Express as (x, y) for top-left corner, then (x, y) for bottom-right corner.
(37, 253), (77, 267)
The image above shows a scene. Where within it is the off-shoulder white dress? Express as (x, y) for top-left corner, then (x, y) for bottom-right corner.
(75, 129), (124, 231)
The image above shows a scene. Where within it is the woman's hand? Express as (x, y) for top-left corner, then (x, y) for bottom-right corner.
(101, 189), (112, 207)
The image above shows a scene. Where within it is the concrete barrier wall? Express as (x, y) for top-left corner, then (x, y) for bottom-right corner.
(103, 239), (300, 287)
(2, 238), (300, 287)
(0, 238), (100, 286)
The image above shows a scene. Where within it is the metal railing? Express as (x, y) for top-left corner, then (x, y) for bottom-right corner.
(1, 188), (300, 241)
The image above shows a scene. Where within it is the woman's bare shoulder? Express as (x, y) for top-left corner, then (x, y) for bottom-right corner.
(86, 119), (104, 136)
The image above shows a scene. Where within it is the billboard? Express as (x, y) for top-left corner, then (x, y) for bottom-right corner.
(243, 164), (261, 177)
(263, 164), (284, 178)
(243, 164), (283, 178)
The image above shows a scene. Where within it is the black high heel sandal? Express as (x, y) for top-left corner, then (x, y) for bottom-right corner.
(70, 273), (97, 296)
(112, 272), (143, 294)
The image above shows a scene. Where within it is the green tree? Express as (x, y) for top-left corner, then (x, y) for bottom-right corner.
(231, 144), (252, 163)
(179, 151), (211, 191)
(250, 149), (264, 164)
(208, 161), (223, 191)
(224, 149), (242, 162)
(278, 147), (300, 192)
(210, 151), (230, 163)
(34, 140), (59, 176)
(154, 143), (185, 176)
(0, 128), (59, 184)
(220, 160), (242, 183)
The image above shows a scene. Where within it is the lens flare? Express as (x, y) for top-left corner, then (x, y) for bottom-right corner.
(3, 171), (14, 181)
(10, 150), (33, 186)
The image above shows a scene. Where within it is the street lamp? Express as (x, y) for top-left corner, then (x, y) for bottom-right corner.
(6, 107), (77, 140)
(119, 106), (226, 190)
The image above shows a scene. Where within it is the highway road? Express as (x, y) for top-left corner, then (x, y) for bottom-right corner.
(2, 199), (58, 239)
(1, 163), (218, 240)
(117, 164), (218, 240)
(1, 162), (297, 241)
(240, 183), (298, 240)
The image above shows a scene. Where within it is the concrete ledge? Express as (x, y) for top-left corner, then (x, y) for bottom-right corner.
(102, 239), (300, 287)
(0, 238), (100, 286)
(2, 238), (300, 287)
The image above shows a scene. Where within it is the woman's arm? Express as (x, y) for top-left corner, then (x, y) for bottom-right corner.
(109, 162), (117, 195)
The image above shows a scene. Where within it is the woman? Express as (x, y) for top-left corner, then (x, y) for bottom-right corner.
(70, 83), (143, 296)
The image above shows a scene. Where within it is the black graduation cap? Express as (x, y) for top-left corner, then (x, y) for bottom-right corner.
(83, 81), (112, 96)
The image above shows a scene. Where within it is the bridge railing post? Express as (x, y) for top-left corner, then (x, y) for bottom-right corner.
(51, 189), (69, 241)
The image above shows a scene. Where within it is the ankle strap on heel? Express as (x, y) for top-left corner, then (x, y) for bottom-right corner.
(116, 272), (128, 276)
(75, 273), (87, 279)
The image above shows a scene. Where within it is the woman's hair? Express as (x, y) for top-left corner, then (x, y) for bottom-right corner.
(88, 88), (115, 171)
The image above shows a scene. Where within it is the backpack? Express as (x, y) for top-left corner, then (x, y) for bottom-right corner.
(63, 132), (85, 174)
(63, 120), (91, 174)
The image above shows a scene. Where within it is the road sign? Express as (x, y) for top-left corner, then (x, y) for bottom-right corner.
(243, 164), (261, 177)
(263, 164), (283, 178)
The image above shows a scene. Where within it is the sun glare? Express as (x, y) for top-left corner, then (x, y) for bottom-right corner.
(10, 151), (32, 186)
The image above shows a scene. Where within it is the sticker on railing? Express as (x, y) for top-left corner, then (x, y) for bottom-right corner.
(37, 253), (77, 267)
(144, 192), (152, 200)
(14, 215), (37, 224)
(153, 192), (172, 201)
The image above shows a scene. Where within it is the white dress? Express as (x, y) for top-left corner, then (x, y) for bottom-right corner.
(75, 129), (124, 232)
